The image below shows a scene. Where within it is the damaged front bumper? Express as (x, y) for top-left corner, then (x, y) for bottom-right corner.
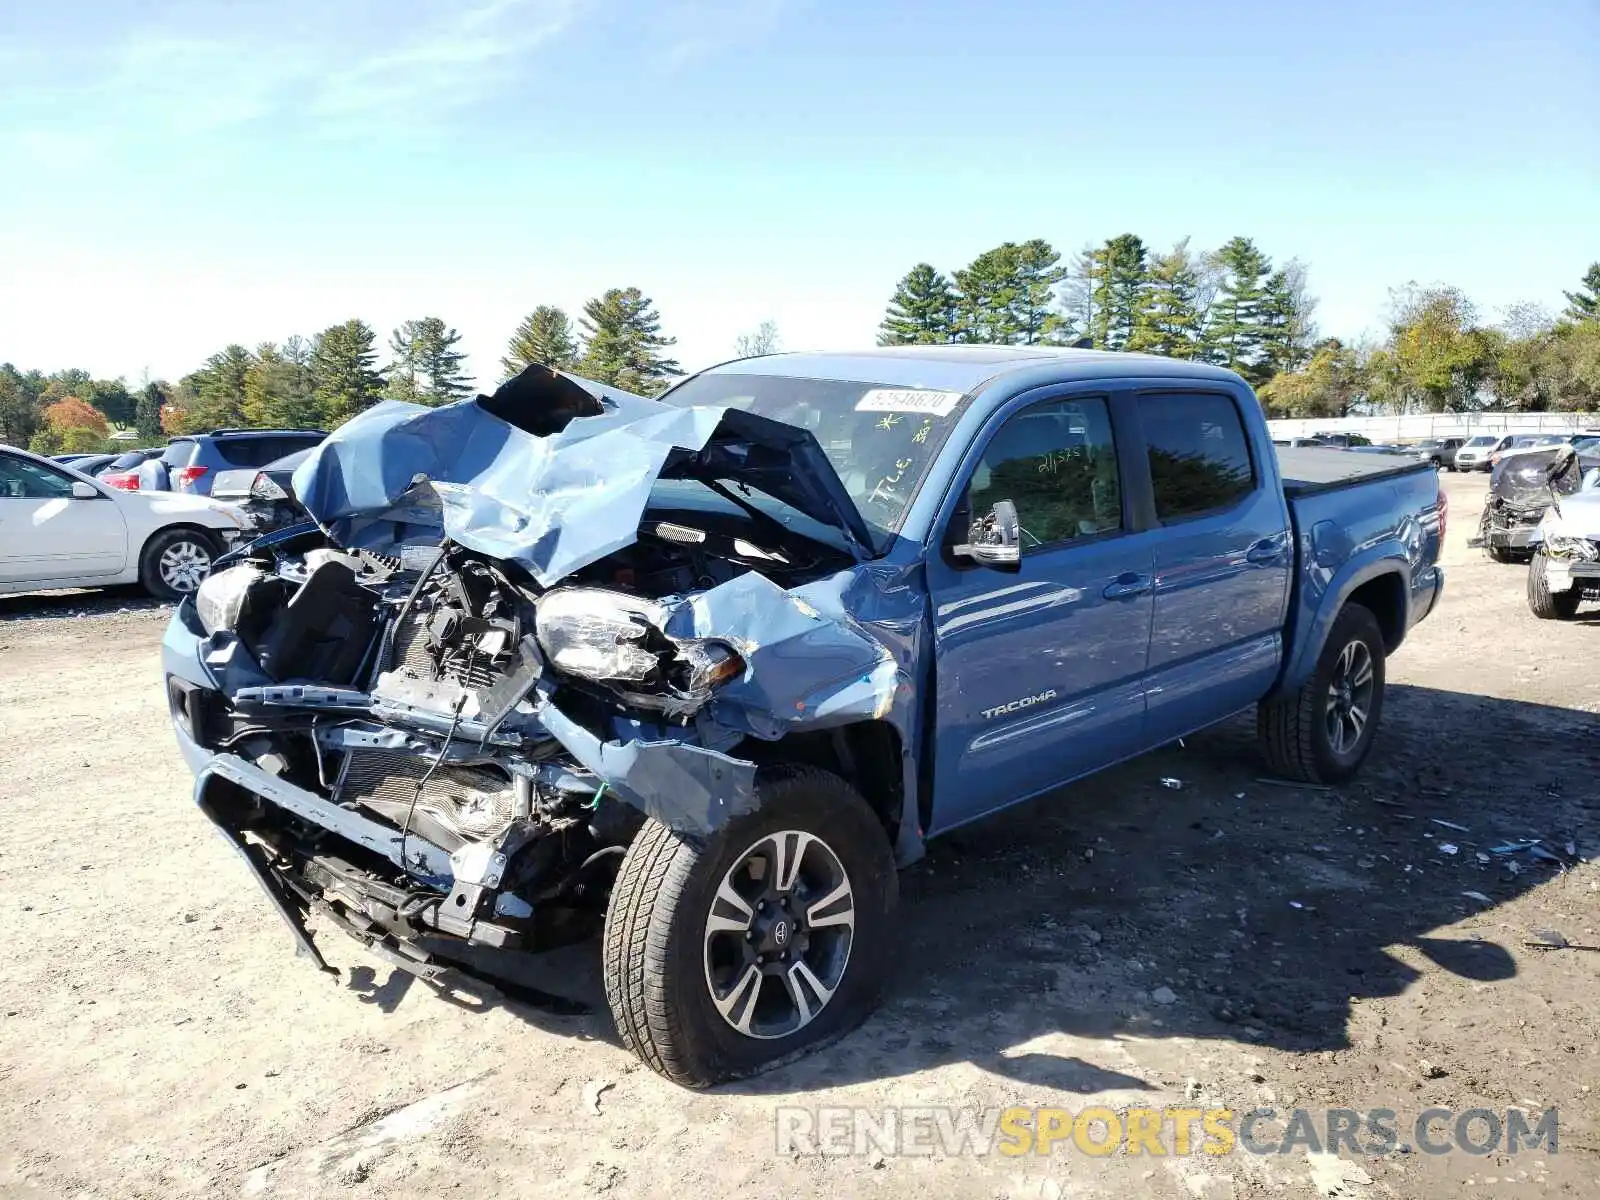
(162, 368), (926, 983)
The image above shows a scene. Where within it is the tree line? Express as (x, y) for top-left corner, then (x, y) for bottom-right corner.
(880, 241), (1600, 417)
(1, 285), (687, 455)
(6, 253), (1596, 458)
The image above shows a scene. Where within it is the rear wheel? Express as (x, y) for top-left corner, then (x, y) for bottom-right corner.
(139, 528), (219, 600)
(603, 767), (896, 1087)
(1527, 552), (1581, 620)
(1257, 603), (1387, 784)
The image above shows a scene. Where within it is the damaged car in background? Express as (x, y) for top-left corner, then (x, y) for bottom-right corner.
(1472, 441), (1600, 563)
(164, 349), (1444, 1086)
(1526, 461), (1600, 619)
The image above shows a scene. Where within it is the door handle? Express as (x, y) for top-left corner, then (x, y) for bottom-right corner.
(1246, 537), (1287, 564)
(1102, 573), (1153, 600)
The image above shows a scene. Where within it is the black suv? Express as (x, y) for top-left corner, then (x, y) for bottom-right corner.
(136, 429), (326, 496)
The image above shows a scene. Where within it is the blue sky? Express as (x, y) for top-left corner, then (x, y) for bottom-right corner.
(1, 0), (1596, 389)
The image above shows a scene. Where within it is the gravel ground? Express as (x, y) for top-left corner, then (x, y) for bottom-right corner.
(2, 469), (1597, 1199)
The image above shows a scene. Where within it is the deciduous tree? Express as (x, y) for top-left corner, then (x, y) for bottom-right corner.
(735, 320), (780, 358)
(1257, 339), (1361, 418)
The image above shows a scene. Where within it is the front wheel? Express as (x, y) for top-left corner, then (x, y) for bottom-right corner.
(602, 767), (896, 1087)
(139, 528), (219, 600)
(1257, 603), (1387, 784)
(1527, 552), (1581, 620)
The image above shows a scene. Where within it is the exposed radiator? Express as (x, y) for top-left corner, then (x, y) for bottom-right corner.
(341, 749), (517, 850)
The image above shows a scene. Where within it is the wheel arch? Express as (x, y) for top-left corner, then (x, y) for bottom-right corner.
(739, 720), (910, 857)
(1280, 556), (1410, 694)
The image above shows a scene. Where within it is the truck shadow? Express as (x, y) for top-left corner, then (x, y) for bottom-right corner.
(719, 682), (1597, 1093)
(379, 683), (1599, 1093)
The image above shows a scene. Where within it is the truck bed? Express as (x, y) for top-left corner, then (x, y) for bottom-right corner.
(1275, 447), (1435, 497)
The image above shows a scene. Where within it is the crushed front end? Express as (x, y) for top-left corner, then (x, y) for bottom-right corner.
(162, 367), (918, 996)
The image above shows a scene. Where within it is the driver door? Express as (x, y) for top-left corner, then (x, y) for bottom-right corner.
(0, 453), (126, 582)
(923, 390), (1159, 834)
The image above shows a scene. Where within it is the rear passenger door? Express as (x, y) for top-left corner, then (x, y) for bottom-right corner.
(925, 390), (1160, 833)
(1137, 391), (1292, 747)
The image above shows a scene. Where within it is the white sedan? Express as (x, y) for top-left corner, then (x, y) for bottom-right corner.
(0, 444), (248, 600)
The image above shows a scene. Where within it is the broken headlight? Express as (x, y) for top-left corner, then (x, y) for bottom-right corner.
(535, 588), (669, 682)
(1545, 536), (1599, 561)
(534, 587), (743, 703)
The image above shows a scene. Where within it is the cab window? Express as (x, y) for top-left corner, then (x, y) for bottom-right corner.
(1138, 392), (1256, 521)
(964, 396), (1122, 551)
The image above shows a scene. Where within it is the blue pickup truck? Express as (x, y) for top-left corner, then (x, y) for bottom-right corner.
(162, 346), (1444, 1085)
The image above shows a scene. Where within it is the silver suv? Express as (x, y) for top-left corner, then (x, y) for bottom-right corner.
(1454, 434), (1513, 472)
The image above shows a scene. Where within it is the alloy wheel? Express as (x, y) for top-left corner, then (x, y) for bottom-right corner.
(702, 830), (855, 1040)
(1325, 638), (1375, 756)
(158, 538), (213, 593)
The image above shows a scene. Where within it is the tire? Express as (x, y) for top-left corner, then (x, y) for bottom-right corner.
(602, 766), (897, 1087)
(139, 528), (220, 600)
(1527, 552), (1580, 620)
(1257, 602), (1387, 784)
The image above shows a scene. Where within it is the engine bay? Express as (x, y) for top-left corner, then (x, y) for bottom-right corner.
(182, 509), (854, 961)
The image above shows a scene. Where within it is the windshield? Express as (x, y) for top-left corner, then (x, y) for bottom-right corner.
(1464, 436), (1497, 448)
(660, 372), (968, 543)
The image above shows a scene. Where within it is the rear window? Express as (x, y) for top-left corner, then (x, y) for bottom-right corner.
(160, 440), (196, 466)
(213, 434), (322, 468)
(1139, 393), (1256, 521)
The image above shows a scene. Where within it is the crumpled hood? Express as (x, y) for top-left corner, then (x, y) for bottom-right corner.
(291, 367), (875, 585)
(1490, 446), (1581, 508)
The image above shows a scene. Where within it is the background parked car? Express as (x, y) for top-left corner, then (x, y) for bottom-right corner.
(136, 429), (326, 495)
(1454, 433), (1514, 471)
(0, 444), (247, 599)
(1412, 437), (1465, 469)
(1307, 431), (1373, 448)
(51, 452), (119, 477)
(209, 447), (314, 534)
(96, 448), (161, 490)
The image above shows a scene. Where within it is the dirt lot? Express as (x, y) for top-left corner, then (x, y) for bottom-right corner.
(2, 469), (1597, 1199)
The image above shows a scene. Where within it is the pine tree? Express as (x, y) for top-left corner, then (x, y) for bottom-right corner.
(0, 366), (40, 446)
(953, 244), (1029, 343)
(1259, 263), (1318, 377)
(1087, 234), (1149, 350)
(1205, 237), (1273, 381)
(244, 340), (323, 428)
(135, 382), (166, 440)
(311, 320), (386, 425)
(1010, 239), (1066, 344)
(575, 288), (681, 394)
(183, 345), (253, 429)
(387, 318), (470, 405)
(1564, 262), (1600, 324)
(1127, 241), (1202, 358)
(879, 264), (958, 345)
(503, 306), (577, 378)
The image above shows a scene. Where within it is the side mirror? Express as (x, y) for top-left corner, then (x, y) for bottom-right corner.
(70, 481), (99, 500)
(954, 499), (1021, 571)
(1583, 468), (1600, 492)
